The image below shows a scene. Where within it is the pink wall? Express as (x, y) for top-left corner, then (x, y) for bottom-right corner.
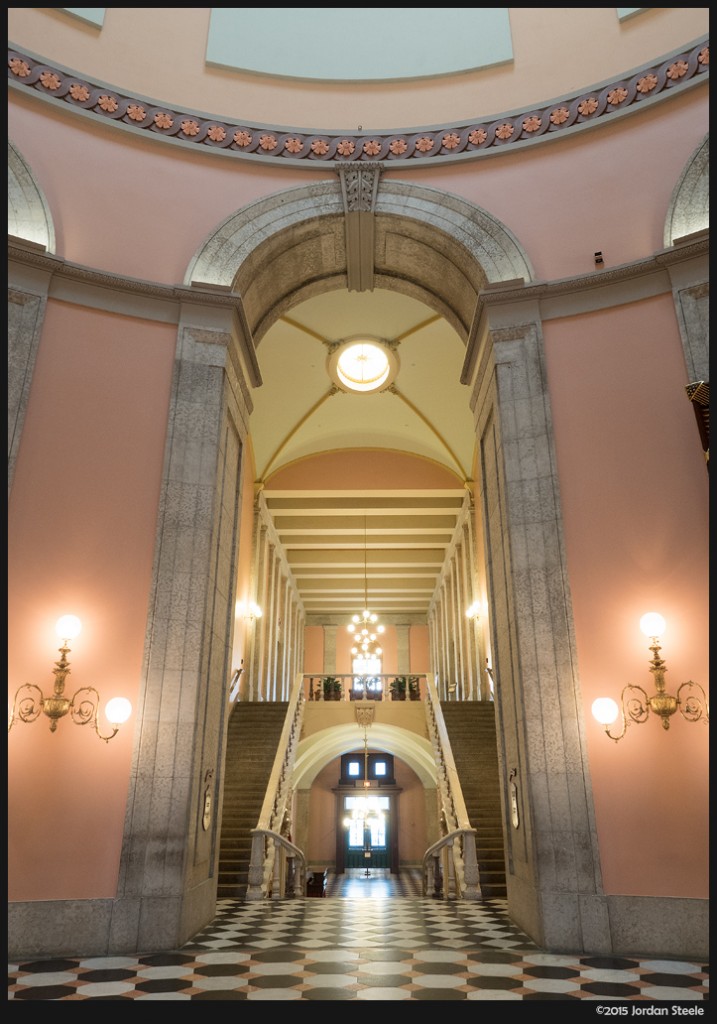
(10, 86), (707, 315)
(409, 625), (430, 673)
(8, 301), (176, 899)
(388, 90), (707, 283)
(303, 626), (325, 674)
(544, 296), (709, 897)
(8, 93), (306, 284)
(303, 624), (429, 678)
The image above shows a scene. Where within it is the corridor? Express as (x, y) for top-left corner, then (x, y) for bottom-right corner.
(8, 871), (708, 1002)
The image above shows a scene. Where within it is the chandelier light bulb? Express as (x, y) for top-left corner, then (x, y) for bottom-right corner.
(640, 612), (666, 639)
(55, 615), (82, 641)
(105, 697), (132, 725)
(591, 697), (619, 725)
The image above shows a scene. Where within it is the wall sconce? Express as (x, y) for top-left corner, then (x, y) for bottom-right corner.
(466, 602), (481, 622)
(591, 612), (709, 742)
(8, 615), (132, 743)
(236, 600), (262, 622)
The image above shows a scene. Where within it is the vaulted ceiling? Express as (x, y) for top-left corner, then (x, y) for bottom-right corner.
(249, 288), (477, 623)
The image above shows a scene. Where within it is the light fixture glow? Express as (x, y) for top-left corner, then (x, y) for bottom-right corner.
(104, 696), (133, 725)
(8, 616), (131, 743)
(336, 342), (390, 393)
(328, 336), (398, 395)
(592, 613), (709, 742)
(639, 612), (666, 638)
(591, 697), (619, 726)
(237, 600), (262, 620)
(56, 614), (82, 641)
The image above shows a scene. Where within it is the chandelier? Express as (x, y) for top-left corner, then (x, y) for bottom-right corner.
(347, 516), (384, 658)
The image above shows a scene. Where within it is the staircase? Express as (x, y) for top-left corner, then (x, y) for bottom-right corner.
(440, 701), (507, 897)
(216, 701), (290, 899)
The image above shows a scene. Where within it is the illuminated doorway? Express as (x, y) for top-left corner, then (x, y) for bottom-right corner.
(343, 793), (390, 869)
(334, 752), (400, 874)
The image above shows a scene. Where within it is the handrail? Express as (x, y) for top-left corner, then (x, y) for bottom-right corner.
(250, 828), (306, 900)
(245, 674), (306, 901)
(422, 828), (477, 899)
(423, 675), (481, 900)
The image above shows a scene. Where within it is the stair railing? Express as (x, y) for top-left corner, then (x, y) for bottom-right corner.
(423, 675), (481, 900)
(246, 675), (306, 901)
(423, 829), (478, 899)
(248, 829), (305, 900)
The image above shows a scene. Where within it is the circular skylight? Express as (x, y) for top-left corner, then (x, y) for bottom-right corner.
(328, 338), (398, 394)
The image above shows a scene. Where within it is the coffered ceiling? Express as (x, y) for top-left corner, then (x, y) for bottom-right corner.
(250, 288), (477, 623)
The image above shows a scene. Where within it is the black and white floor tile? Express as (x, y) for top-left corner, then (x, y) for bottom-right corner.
(8, 871), (709, 1003)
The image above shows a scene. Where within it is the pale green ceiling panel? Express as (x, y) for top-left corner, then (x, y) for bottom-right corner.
(206, 8), (513, 82)
(62, 8), (106, 28)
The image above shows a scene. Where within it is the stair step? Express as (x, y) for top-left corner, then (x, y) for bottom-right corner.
(217, 702), (290, 898)
(441, 700), (507, 895)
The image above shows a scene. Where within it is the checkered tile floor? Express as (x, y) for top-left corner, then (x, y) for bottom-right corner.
(8, 872), (709, 1002)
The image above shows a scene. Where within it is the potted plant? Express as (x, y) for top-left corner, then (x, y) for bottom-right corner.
(390, 676), (407, 701)
(322, 676), (342, 701)
(408, 676), (421, 700)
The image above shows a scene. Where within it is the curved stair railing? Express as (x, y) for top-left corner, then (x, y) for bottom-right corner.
(423, 829), (479, 899)
(249, 829), (306, 900)
(423, 675), (481, 900)
(245, 675), (306, 901)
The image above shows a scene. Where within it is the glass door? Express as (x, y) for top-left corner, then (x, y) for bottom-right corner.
(343, 794), (390, 869)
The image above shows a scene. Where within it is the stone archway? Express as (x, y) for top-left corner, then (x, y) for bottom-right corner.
(186, 178), (535, 344)
(118, 175), (606, 955)
(292, 721), (439, 884)
(8, 139), (56, 252)
(8, 141), (57, 491)
(663, 134), (709, 248)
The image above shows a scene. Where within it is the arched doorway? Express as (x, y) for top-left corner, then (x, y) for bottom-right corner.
(120, 176), (606, 952)
(292, 719), (438, 883)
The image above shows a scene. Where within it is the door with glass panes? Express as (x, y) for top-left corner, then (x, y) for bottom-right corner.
(336, 751), (399, 872)
(343, 793), (390, 868)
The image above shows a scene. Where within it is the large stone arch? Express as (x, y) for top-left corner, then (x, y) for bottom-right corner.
(7, 139), (56, 253)
(663, 135), (709, 388)
(175, 181), (607, 953)
(186, 179), (535, 343)
(8, 141), (57, 493)
(664, 134), (709, 247)
(101, 174), (618, 959)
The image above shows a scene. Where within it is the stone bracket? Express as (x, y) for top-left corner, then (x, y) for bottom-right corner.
(337, 165), (382, 292)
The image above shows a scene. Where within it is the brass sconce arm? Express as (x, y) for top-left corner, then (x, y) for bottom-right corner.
(601, 683), (652, 742)
(8, 616), (131, 743)
(593, 613), (709, 743)
(676, 680), (710, 724)
(9, 683), (122, 742)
